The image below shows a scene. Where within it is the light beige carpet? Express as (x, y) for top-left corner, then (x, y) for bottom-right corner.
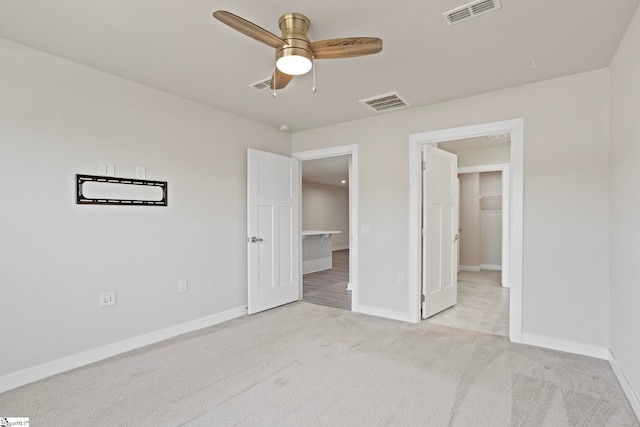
(1, 302), (637, 426)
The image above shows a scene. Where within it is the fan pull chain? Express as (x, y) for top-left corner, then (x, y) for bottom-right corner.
(312, 58), (317, 93)
(273, 64), (277, 99)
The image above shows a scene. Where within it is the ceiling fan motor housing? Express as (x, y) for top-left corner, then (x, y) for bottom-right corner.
(212, 9), (383, 86)
(276, 13), (313, 73)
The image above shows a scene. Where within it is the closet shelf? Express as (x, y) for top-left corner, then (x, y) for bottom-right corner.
(479, 195), (502, 212)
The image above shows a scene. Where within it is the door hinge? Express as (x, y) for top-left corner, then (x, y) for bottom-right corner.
(421, 294), (426, 303)
(421, 161), (426, 171)
(421, 228), (426, 237)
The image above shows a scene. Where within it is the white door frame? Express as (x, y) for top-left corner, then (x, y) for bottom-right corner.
(292, 145), (359, 312)
(457, 163), (510, 288)
(409, 119), (524, 343)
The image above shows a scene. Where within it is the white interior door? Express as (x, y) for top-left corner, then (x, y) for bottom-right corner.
(422, 145), (459, 319)
(247, 148), (299, 314)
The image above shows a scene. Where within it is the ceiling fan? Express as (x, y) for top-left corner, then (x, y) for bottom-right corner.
(212, 10), (383, 91)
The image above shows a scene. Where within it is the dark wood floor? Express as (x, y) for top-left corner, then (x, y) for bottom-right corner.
(303, 249), (351, 310)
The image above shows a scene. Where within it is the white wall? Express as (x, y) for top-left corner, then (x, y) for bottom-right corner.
(292, 69), (610, 348)
(609, 5), (640, 408)
(457, 145), (511, 167)
(0, 39), (291, 377)
(479, 171), (502, 196)
(301, 182), (349, 249)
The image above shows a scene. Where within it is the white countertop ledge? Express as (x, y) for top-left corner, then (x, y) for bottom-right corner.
(302, 230), (342, 236)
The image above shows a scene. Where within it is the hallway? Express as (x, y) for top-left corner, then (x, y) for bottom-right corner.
(302, 249), (351, 310)
(427, 270), (509, 336)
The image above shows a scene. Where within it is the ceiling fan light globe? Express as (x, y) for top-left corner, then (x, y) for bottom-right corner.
(276, 55), (312, 76)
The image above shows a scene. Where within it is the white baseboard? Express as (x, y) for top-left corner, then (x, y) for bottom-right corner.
(302, 266), (332, 275)
(0, 305), (247, 393)
(609, 350), (640, 421)
(356, 304), (413, 323)
(332, 245), (349, 251)
(460, 265), (503, 272)
(521, 332), (609, 360)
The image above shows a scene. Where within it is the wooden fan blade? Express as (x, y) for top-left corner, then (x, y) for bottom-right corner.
(310, 37), (383, 59)
(271, 69), (294, 90)
(213, 10), (287, 49)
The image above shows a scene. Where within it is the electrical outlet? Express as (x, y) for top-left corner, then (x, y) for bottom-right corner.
(396, 273), (404, 285)
(178, 279), (188, 293)
(99, 291), (116, 307)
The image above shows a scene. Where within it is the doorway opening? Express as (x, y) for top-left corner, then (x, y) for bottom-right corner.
(293, 145), (359, 312)
(409, 119), (524, 343)
(427, 135), (511, 336)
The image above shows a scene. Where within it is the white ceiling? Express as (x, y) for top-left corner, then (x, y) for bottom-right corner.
(438, 133), (511, 154)
(302, 156), (349, 188)
(0, 1), (638, 131)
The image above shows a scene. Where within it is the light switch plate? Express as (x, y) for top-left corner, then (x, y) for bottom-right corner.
(99, 162), (115, 177)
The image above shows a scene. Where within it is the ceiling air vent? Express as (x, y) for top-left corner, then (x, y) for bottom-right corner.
(443, 0), (502, 25)
(359, 92), (410, 113)
(250, 77), (272, 90)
